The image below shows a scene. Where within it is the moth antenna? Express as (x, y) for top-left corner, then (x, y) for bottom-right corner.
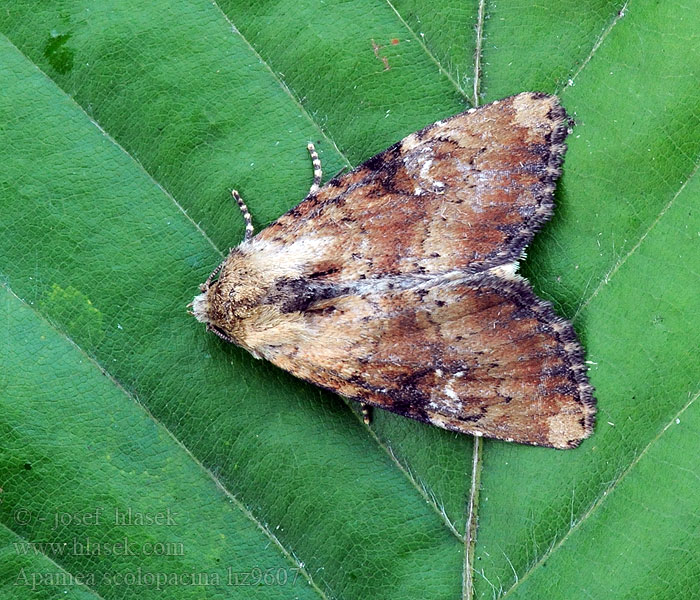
(201, 259), (226, 291)
(307, 142), (322, 195)
(232, 189), (255, 241)
(206, 323), (235, 344)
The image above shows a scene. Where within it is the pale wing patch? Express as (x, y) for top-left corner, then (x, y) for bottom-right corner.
(486, 262), (520, 280)
(242, 235), (335, 280)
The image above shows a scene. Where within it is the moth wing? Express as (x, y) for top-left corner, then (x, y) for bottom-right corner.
(261, 274), (595, 449)
(255, 92), (569, 280)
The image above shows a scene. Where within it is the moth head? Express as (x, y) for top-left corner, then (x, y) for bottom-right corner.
(189, 248), (285, 352)
(190, 290), (211, 325)
(190, 286), (240, 345)
(190, 257), (223, 326)
(190, 256), (239, 344)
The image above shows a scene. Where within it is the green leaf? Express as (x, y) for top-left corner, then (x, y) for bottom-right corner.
(0, 1), (698, 599)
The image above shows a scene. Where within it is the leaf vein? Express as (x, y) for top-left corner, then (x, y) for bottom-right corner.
(498, 387), (699, 599)
(462, 437), (483, 600)
(556, 0), (631, 93)
(0, 33), (224, 258)
(351, 405), (464, 541)
(384, 0), (470, 99)
(472, 0), (486, 106)
(2, 282), (330, 600)
(210, 0), (352, 169)
(574, 153), (700, 320)
(0, 520), (109, 600)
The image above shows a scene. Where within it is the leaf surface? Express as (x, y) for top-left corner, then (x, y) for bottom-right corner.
(0, 1), (698, 598)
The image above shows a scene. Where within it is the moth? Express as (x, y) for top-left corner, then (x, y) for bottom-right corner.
(191, 92), (596, 449)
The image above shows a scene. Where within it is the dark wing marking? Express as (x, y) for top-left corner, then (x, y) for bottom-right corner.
(257, 92), (570, 281)
(261, 274), (595, 449)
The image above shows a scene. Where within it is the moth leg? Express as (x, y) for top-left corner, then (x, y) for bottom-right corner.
(307, 142), (322, 195)
(361, 403), (372, 425)
(232, 189), (255, 241)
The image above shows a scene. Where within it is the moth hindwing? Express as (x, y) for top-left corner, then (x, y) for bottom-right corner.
(191, 92), (596, 449)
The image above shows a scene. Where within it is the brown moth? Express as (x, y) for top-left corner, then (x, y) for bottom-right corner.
(191, 92), (596, 449)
